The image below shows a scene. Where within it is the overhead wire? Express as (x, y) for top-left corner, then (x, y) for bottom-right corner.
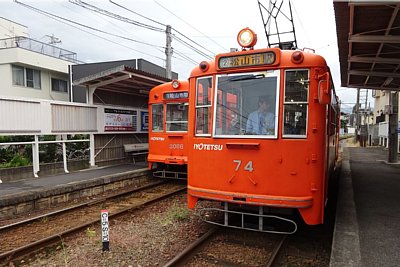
(70, 0), (214, 61)
(172, 27), (216, 58)
(60, 0), (166, 55)
(109, 0), (166, 27)
(153, 0), (227, 51)
(69, 0), (165, 32)
(173, 49), (199, 65)
(109, 0), (216, 59)
(14, 0), (219, 67)
(173, 34), (213, 60)
(289, 0), (311, 48)
(56, 0), (140, 40)
(13, 0), (165, 61)
(16, 1), (164, 49)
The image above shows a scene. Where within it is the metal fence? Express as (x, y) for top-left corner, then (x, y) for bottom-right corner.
(0, 36), (78, 63)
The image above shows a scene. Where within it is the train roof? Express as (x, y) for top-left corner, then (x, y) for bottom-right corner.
(149, 80), (189, 104)
(190, 48), (328, 77)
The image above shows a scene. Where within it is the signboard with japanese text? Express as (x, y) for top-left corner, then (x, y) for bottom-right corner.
(218, 52), (276, 69)
(104, 108), (137, 132)
(141, 111), (148, 131)
(164, 91), (189, 100)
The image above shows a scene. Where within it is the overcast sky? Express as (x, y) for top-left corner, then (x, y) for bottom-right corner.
(0, 0), (359, 111)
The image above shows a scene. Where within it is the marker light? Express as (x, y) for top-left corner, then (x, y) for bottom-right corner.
(172, 80), (180, 89)
(199, 61), (209, 72)
(237, 28), (257, 48)
(291, 51), (304, 64)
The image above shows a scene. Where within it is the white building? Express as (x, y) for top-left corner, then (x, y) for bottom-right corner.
(0, 17), (173, 179)
(0, 17), (77, 102)
(372, 89), (400, 148)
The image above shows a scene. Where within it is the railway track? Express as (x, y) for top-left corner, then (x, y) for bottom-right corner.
(0, 180), (186, 265)
(164, 227), (287, 267)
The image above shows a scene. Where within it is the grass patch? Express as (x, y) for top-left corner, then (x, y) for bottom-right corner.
(85, 227), (97, 237)
(160, 205), (190, 226)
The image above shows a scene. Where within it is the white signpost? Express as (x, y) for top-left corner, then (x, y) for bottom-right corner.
(101, 210), (109, 251)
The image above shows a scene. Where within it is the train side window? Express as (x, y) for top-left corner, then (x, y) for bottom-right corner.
(283, 69), (309, 138)
(166, 103), (188, 132)
(329, 89), (339, 136)
(195, 77), (213, 136)
(151, 104), (164, 132)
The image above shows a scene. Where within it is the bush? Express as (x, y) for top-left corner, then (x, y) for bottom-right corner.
(0, 154), (31, 168)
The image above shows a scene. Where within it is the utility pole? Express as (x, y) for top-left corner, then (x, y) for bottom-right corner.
(356, 88), (360, 142)
(359, 89), (368, 147)
(388, 91), (399, 163)
(165, 25), (172, 79)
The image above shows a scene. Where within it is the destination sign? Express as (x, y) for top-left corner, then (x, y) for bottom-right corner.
(164, 91), (189, 99)
(218, 52), (276, 69)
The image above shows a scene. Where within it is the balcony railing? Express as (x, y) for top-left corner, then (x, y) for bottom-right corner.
(0, 36), (78, 63)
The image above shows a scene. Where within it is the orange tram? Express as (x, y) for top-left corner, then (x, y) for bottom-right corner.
(148, 80), (189, 179)
(186, 28), (340, 233)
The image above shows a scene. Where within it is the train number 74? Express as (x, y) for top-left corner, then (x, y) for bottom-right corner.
(233, 160), (254, 172)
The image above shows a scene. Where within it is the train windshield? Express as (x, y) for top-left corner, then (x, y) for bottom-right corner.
(214, 70), (279, 138)
(151, 104), (164, 132)
(166, 102), (188, 132)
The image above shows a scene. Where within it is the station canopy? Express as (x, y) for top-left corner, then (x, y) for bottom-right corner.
(334, 1), (400, 92)
(73, 65), (170, 95)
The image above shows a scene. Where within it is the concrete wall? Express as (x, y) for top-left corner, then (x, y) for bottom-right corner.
(0, 160), (89, 182)
(0, 47), (71, 102)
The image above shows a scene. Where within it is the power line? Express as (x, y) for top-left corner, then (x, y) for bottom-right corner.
(57, 0), (145, 42)
(111, 0), (216, 57)
(109, 0), (166, 27)
(173, 34), (213, 60)
(63, 0), (166, 55)
(172, 27), (215, 58)
(69, 0), (164, 32)
(153, 0), (227, 51)
(87, 0), (215, 60)
(14, 0), (165, 61)
(16, 1), (163, 49)
(14, 0), (215, 67)
(173, 49), (198, 65)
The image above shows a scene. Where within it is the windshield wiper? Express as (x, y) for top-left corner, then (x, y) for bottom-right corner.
(228, 74), (265, 82)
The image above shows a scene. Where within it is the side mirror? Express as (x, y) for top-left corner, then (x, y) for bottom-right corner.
(318, 72), (331, 105)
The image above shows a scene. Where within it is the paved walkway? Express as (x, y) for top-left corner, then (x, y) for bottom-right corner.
(331, 146), (400, 267)
(0, 163), (147, 199)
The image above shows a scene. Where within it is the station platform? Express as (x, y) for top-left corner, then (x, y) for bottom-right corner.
(0, 163), (149, 219)
(330, 145), (400, 267)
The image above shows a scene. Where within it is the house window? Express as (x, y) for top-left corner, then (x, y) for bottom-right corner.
(52, 78), (68, 93)
(12, 65), (24, 86)
(12, 65), (41, 89)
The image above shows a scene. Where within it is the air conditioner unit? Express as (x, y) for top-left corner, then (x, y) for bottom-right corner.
(372, 90), (380, 98)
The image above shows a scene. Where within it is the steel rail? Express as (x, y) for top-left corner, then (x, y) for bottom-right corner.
(163, 227), (219, 267)
(163, 228), (287, 267)
(265, 234), (287, 267)
(0, 180), (166, 231)
(0, 185), (186, 264)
